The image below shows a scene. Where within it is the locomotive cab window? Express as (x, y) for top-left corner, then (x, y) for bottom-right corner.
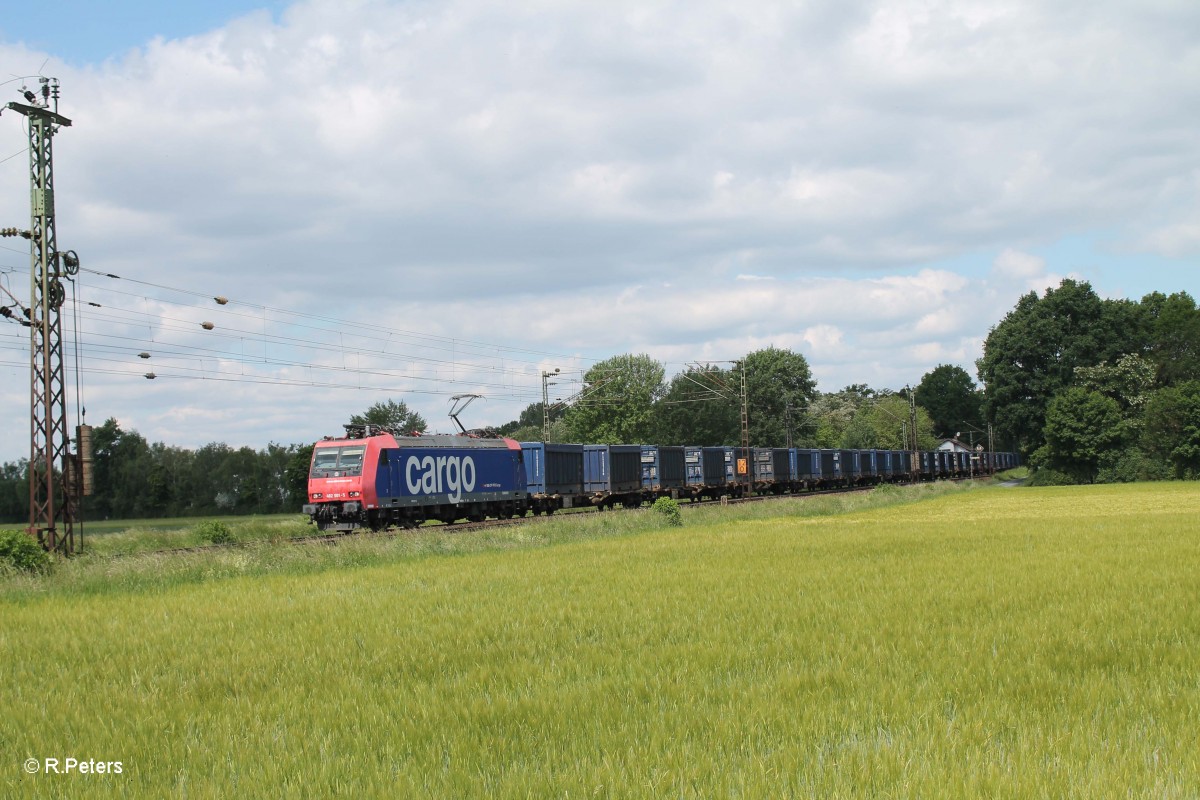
(312, 449), (340, 472)
(339, 446), (365, 471)
(310, 445), (366, 477)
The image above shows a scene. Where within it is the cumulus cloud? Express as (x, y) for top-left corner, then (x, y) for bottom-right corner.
(991, 248), (1045, 280)
(0, 0), (1195, 458)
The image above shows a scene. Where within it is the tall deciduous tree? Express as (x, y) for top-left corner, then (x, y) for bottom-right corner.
(804, 389), (861, 448)
(1143, 291), (1200, 386)
(349, 399), (427, 434)
(916, 364), (981, 438)
(978, 279), (1141, 455)
(652, 364), (740, 446)
(744, 346), (817, 447)
(564, 353), (666, 443)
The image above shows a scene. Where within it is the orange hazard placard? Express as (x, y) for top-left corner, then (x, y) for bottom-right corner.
(736, 458), (748, 475)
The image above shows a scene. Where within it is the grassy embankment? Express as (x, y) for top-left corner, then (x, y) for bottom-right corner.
(2, 480), (1197, 798)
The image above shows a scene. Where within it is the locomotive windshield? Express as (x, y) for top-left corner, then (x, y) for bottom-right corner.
(310, 445), (366, 477)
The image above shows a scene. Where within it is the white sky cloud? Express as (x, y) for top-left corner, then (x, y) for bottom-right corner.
(0, 0), (1197, 460)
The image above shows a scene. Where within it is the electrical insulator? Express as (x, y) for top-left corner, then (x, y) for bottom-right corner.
(77, 424), (94, 496)
(201, 321), (214, 330)
(214, 296), (228, 305)
(144, 372), (157, 380)
(137, 352), (150, 359)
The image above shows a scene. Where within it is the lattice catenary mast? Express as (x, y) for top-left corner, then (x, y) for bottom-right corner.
(4, 79), (88, 554)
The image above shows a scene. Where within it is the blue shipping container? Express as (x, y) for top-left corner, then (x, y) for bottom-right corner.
(584, 445), (643, 494)
(685, 446), (727, 487)
(641, 446), (686, 490)
(520, 442), (584, 497)
(791, 448), (820, 480)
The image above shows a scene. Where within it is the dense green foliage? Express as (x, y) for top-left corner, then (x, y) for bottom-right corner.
(0, 528), (51, 574)
(652, 364), (742, 446)
(1140, 380), (1200, 477)
(804, 386), (937, 450)
(1039, 388), (1126, 483)
(743, 346), (818, 446)
(915, 364), (981, 439)
(980, 281), (1200, 483)
(563, 353), (667, 443)
(978, 279), (1146, 453)
(194, 519), (236, 545)
(0, 419), (311, 524)
(0, 398), (424, 523)
(650, 495), (682, 526)
(349, 398), (427, 434)
(86, 418), (307, 521)
(560, 347), (818, 447)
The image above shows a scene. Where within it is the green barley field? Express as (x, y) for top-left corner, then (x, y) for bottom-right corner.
(2, 481), (1198, 798)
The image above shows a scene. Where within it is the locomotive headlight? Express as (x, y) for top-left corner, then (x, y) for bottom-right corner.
(349, 491), (361, 498)
(312, 492), (323, 499)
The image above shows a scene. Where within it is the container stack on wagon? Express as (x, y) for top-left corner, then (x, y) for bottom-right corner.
(640, 445), (687, 499)
(520, 442), (586, 514)
(684, 446), (730, 500)
(584, 444), (644, 509)
(752, 448), (791, 493)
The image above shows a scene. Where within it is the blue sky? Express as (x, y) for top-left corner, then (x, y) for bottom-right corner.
(0, 0), (1197, 460)
(5, 2), (283, 64)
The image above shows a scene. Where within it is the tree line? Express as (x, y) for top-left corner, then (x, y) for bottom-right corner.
(499, 346), (968, 453)
(3, 278), (1194, 522)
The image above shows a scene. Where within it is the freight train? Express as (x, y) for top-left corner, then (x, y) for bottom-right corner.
(303, 426), (1018, 532)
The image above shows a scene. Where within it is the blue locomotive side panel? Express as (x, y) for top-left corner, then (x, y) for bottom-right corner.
(374, 440), (527, 508)
(521, 442), (584, 497)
